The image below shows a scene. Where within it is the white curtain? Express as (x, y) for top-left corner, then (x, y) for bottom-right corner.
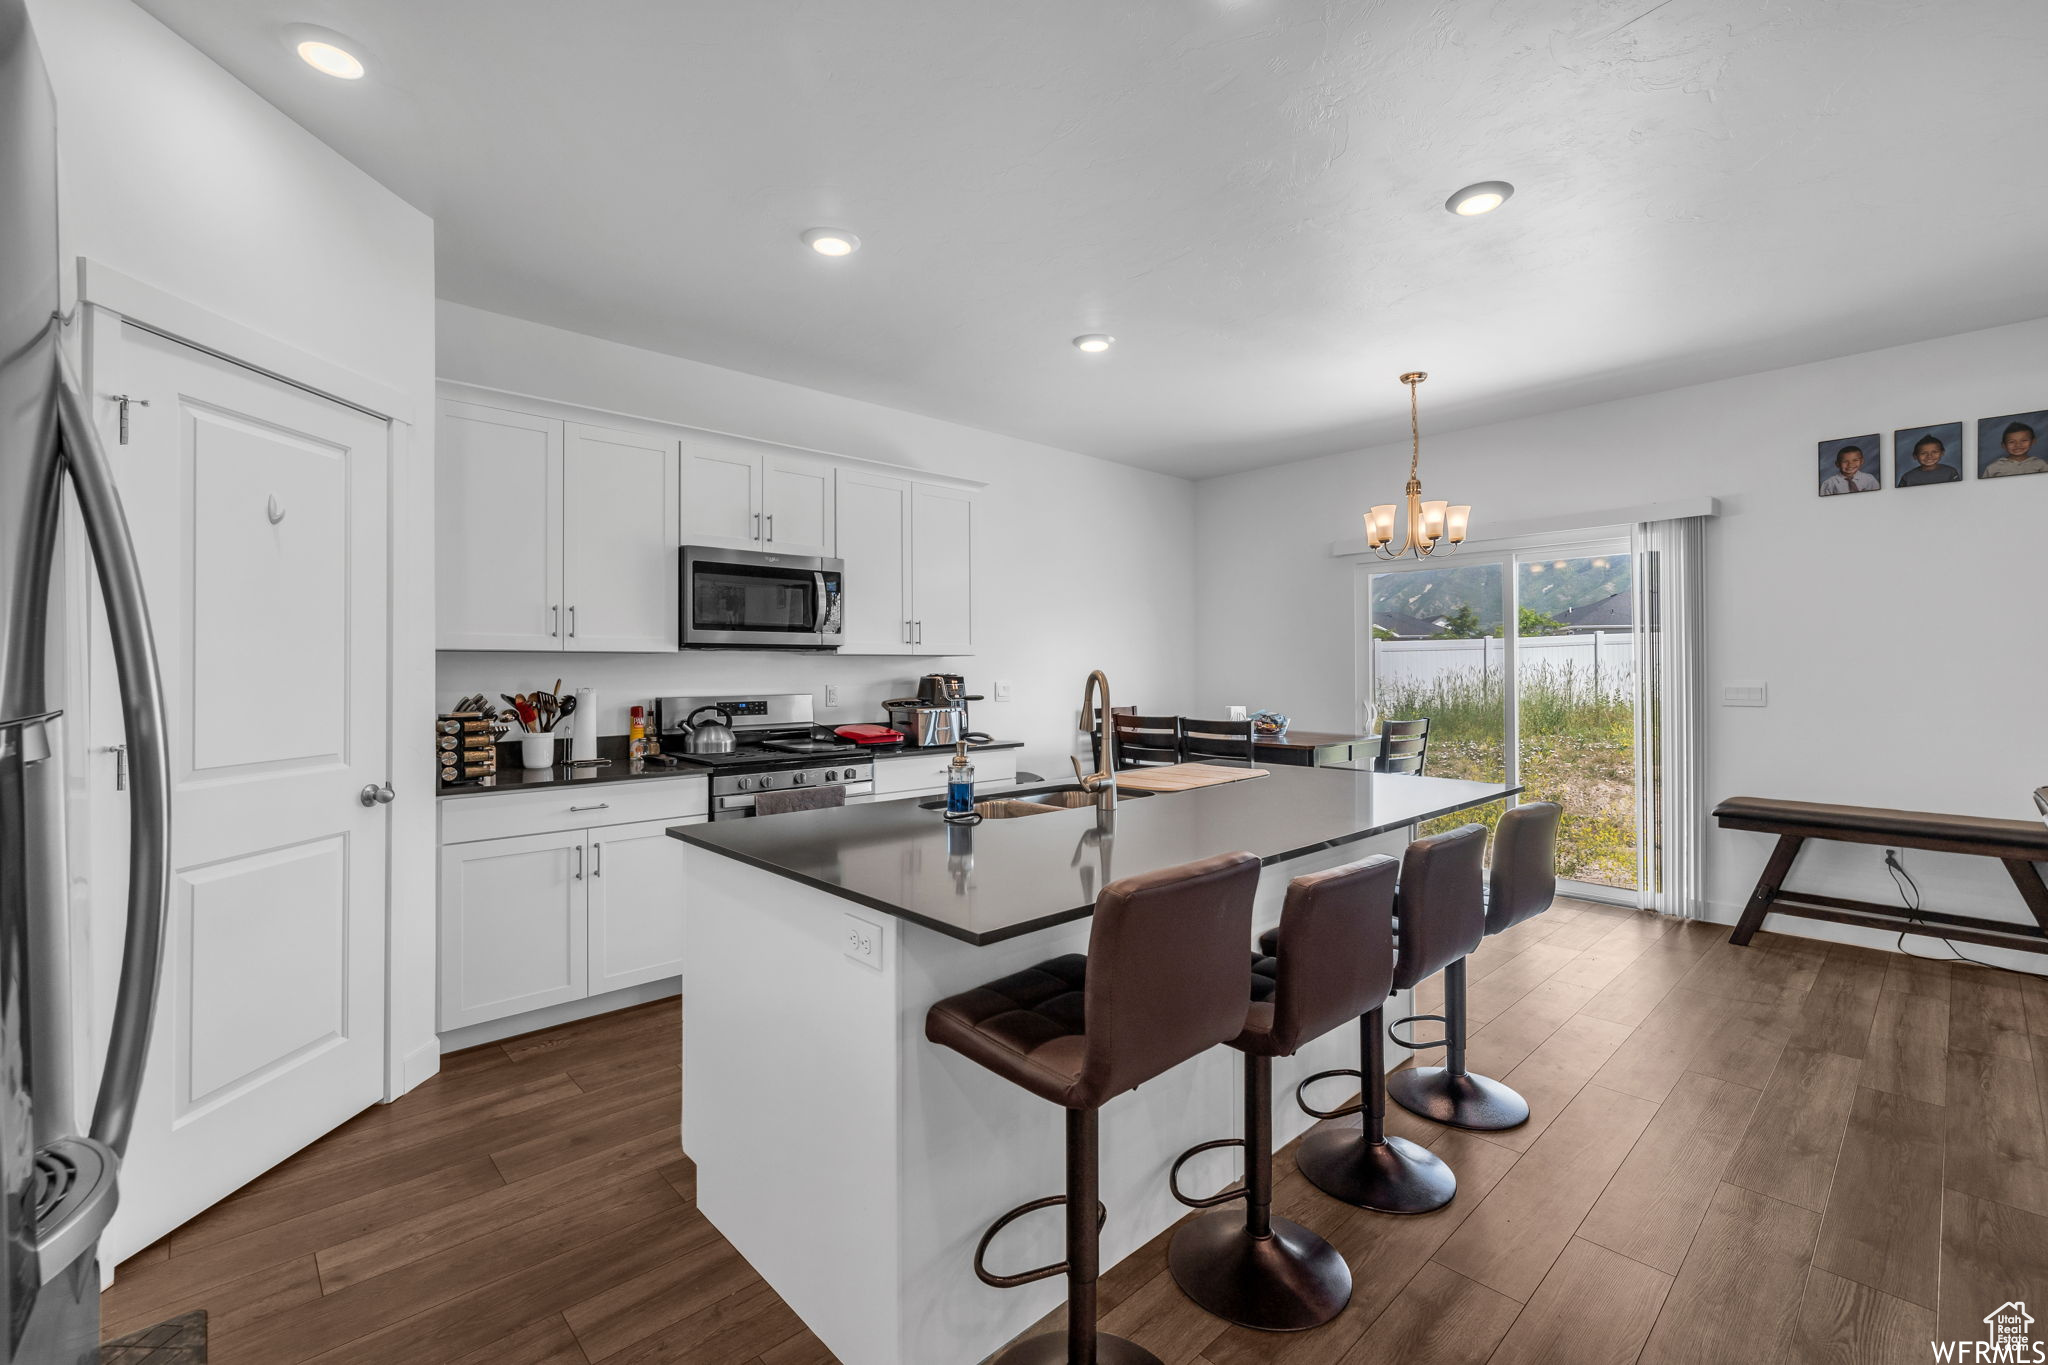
(1633, 516), (1706, 918)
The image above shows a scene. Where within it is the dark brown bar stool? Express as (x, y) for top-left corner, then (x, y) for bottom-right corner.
(1110, 712), (1183, 768)
(1373, 718), (1430, 775)
(926, 852), (1262, 1365)
(1164, 855), (1397, 1331)
(1180, 717), (1258, 767)
(1385, 805), (1558, 1130)
(1280, 823), (1488, 1212)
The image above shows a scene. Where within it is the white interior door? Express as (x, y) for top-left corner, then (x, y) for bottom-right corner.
(98, 324), (391, 1262)
(436, 401), (563, 650)
(834, 470), (911, 655)
(909, 485), (974, 656)
(563, 423), (678, 652)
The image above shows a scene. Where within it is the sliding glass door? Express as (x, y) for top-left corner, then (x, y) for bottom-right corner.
(1364, 535), (1650, 903)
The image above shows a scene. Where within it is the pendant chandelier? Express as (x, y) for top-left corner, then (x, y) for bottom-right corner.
(1365, 371), (1470, 559)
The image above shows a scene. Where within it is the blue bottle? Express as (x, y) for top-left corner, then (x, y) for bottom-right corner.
(945, 741), (976, 819)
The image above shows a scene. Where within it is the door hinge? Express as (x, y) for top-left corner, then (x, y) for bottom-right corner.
(109, 394), (149, 445)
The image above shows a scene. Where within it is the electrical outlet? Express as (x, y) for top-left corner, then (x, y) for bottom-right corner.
(824, 683), (840, 707)
(1721, 682), (1767, 707)
(841, 912), (884, 970)
(994, 680), (1013, 702)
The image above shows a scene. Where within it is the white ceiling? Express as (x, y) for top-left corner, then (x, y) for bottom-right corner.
(135, 0), (2048, 477)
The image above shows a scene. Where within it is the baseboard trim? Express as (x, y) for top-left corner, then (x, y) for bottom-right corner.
(397, 1038), (442, 1097)
(437, 979), (681, 1054)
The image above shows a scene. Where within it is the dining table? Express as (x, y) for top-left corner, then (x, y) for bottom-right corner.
(1251, 726), (1378, 768)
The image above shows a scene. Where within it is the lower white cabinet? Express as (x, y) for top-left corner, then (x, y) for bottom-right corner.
(438, 802), (701, 1031)
(871, 748), (1018, 799)
(588, 819), (690, 995)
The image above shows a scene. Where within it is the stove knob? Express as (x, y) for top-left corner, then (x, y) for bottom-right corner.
(793, 771), (810, 785)
(735, 777), (752, 791)
(821, 768), (837, 782)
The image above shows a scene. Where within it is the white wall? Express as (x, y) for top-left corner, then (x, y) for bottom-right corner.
(29, 0), (443, 1127)
(1194, 316), (2048, 961)
(435, 302), (1197, 783)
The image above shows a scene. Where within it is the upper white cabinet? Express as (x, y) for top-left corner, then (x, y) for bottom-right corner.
(679, 431), (835, 558)
(437, 402), (563, 650)
(834, 470), (976, 655)
(563, 423), (678, 652)
(835, 470), (913, 654)
(437, 399), (679, 652)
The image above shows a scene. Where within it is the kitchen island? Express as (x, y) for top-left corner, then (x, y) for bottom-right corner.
(668, 766), (1513, 1365)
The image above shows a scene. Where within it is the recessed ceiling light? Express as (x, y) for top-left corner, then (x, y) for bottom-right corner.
(1072, 334), (1114, 353)
(801, 228), (860, 257)
(1446, 181), (1514, 216)
(296, 38), (365, 80)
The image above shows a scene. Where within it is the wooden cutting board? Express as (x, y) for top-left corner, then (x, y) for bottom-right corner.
(1113, 763), (1270, 792)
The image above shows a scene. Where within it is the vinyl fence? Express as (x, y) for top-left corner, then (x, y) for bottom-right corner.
(1372, 634), (1636, 693)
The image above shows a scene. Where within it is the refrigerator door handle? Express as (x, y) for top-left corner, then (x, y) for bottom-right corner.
(55, 340), (171, 1161)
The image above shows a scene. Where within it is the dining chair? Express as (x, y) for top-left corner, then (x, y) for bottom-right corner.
(1374, 718), (1430, 776)
(1180, 717), (1257, 767)
(1090, 705), (1135, 772)
(1111, 713), (1183, 768)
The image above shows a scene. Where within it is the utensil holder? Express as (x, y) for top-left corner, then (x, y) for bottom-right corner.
(520, 733), (556, 770)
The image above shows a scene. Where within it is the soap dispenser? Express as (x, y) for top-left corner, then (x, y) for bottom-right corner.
(944, 739), (978, 822)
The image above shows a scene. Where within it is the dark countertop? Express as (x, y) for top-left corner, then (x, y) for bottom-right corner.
(668, 766), (1517, 945)
(437, 734), (1024, 799)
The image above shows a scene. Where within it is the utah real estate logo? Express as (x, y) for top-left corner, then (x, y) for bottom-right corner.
(1933, 1302), (2040, 1363)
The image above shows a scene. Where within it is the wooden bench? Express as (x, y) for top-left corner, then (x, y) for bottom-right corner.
(1714, 796), (2048, 955)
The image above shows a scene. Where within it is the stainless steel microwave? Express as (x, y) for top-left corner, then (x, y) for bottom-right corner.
(679, 546), (844, 649)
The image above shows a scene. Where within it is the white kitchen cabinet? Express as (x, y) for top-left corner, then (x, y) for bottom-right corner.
(437, 402), (563, 650)
(834, 469), (975, 655)
(438, 829), (589, 1030)
(678, 431), (760, 550)
(871, 748), (1018, 798)
(437, 401), (679, 652)
(563, 423), (679, 651)
(834, 469), (913, 654)
(588, 818), (690, 994)
(910, 483), (975, 655)
(438, 786), (705, 1033)
(679, 431), (836, 557)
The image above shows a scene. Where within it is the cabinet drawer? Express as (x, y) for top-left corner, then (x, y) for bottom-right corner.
(440, 776), (709, 844)
(871, 749), (1017, 796)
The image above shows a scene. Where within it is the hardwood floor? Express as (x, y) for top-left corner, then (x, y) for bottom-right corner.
(102, 901), (2048, 1364)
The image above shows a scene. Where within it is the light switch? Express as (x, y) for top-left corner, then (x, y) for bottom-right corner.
(1722, 682), (1768, 707)
(994, 680), (1013, 702)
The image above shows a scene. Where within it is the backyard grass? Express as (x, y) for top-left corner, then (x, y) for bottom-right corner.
(1379, 661), (1638, 888)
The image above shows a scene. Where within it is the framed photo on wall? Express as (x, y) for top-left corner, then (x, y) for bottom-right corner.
(1817, 433), (1881, 496)
(1894, 421), (1963, 487)
(1978, 409), (2048, 478)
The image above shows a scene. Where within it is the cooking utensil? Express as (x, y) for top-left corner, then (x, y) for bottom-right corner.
(680, 705), (738, 755)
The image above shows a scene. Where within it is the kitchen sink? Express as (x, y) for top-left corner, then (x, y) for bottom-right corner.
(918, 783), (1152, 817)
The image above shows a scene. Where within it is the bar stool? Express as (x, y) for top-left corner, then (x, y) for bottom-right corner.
(1280, 823), (1487, 1212)
(926, 852), (1262, 1365)
(1386, 804), (1559, 1130)
(1164, 855), (1398, 1331)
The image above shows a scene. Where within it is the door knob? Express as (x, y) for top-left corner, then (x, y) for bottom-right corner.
(359, 782), (396, 807)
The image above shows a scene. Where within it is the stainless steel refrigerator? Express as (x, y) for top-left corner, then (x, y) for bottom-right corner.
(2, 0), (171, 1359)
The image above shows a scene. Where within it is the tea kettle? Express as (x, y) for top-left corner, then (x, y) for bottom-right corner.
(681, 705), (737, 755)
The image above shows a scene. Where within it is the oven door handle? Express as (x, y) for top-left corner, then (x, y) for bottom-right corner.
(812, 571), (830, 635)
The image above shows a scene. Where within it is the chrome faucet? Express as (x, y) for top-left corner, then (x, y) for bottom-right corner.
(1072, 669), (1117, 811)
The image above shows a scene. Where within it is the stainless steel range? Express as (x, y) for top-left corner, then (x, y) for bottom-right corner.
(655, 693), (874, 819)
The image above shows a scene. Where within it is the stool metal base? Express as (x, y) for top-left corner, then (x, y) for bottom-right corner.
(1298, 1128), (1456, 1214)
(991, 1331), (1165, 1365)
(1385, 1066), (1530, 1131)
(1167, 1208), (1352, 1332)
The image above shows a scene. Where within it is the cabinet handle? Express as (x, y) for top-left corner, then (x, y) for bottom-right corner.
(568, 605), (577, 638)
(594, 842), (603, 877)
(551, 605), (559, 637)
(754, 512), (761, 541)
(914, 619), (923, 645)
(765, 513), (774, 542)
(903, 619), (911, 644)
(574, 844), (584, 880)
(569, 802), (610, 812)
